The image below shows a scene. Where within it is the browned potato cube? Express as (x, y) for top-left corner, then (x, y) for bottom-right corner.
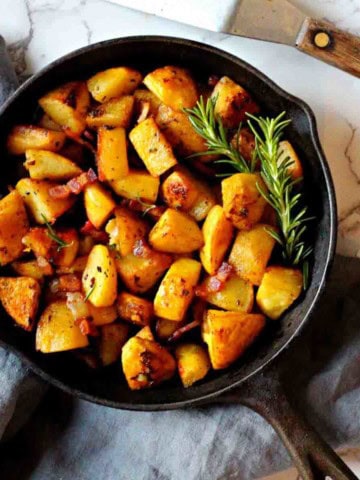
(136, 326), (155, 341)
(86, 95), (134, 128)
(203, 274), (254, 312)
(106, 206), (148, 257)
(97, 126), (129, 182)
(134, 89), (162, 117)
(36, 301), (89, 352)
(0, 277), (41, 331)
(11, 260), (46, 281)
(256, 266), (303, 320)
(38, 113), (62, 131)
(175, 343), (211, 387)
(56, 256), (88, 275)
(7, 125), (66, 155)
(110, 170), (160, 203)
(22, 227), (53, 259)
(149, 209), (203, 254)
(88, 304), (118, 326)
(154, 258), (201, 322)
(129, 117), (177, 177)
(115, 250), (172, 294)
(211, 76), (259, 128)
(278, 141), (303, 180)
(156, 318), (181, 341)
(122, 335), (176, 390)
(87, 67), (142, 103)
(229, 224), (276, 286)
(202, 309), (265, 369)
(188, 179), (217, 222)
(200, 205), (233, 275)
(222, 173), (267, 230)
(143, 66), (198, 111)
(84, 182), (115, 229)
(230, 128), (255, 163)
(117, 292), (154, 326)
(16, 178), (75, 224)
(0, 191), (29, 265)
(39, 81), (90, 136)
(53, 229), (79, 267)
(161, 168), (199, 211)
(99, 322), (129, 366)
(24, 149), (82, 181)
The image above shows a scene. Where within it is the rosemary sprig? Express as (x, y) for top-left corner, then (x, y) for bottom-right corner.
(135, 197), (157, 217)
(246, 112), (313, 287)
(84, 282), (96, 302)
(41, 214), (71, 252)
(183, 96), (252, 174)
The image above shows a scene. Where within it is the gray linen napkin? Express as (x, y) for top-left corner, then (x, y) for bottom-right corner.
(0, 254), (360, 480)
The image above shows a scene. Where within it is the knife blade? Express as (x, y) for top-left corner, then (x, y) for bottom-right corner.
(109, 0), (360, 77)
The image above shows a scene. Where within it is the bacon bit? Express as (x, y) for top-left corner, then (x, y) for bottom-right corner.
(58, 274), (82, 292)
(49, 169), (97, 199)
(167, 320), (201, 343)
(75, 317), (99, 337)
(217, 262), (233, 282)
(133, 239), (153, 258)
(48, 184), (71, 199)
(195, 262), (233, 298)
(83, 129), (96, 142)
(136, 100), (150, 123)
(80, 220), (109, 243)
(208, 75), (220, 87)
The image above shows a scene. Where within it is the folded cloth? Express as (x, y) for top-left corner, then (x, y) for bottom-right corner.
(1, 255), (360, 480)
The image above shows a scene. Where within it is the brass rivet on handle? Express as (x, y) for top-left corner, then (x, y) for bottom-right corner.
(314, 31), (331, 48)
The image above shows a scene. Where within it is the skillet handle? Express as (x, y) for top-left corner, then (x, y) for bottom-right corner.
(0, 36), (19, 107)
(230, 365), (358, 480)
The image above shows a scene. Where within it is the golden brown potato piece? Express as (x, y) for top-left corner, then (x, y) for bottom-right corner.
(202, 309), (265, 369)
(122, 334), (176, 390)
(188, 180), (217, 222)
(11, 260), (46, 281)
(156, 318), (180, 341)
(16, 178), (75, 225)
(0, 191), (29, 265)
(0, 277), (41, 331)
(161, 168), (199, 211)
(110, 170), (160, 203)
(117, 292), (154, 326)
(106, 206), (148, 257)
(136, 326), (155, 341)
(129, 117), (177, 177)
(7, 125), (66, 155)
(97, 127), (129, 181)
(39, 81), (90, 136)
(149, 209), (203, 254)
(155, 104), (208, 157)
(99, 322), (129, 366)
(88, 303), (118, 326)
(38, 113), (62, 131)
(134, 89), (162, 117)
(36, 301), (89, 353)
(154, 258), (201, 321)
(78, 236), (95, 256)
(87, 67), (142, 103)
(144, 66), (198, 111)
(200, 205), (233, 275)
(24, 149), (82, 181)
(230, 128), (255, 163)
(229, 224), (276, 286)
(222, 173), (267, 230)
(115, 249), (172, 294)
(278, 141), (303, 180)
(175, 343), (211, 387)
(84, 182), (115, 229)
(203, 274), (254, 312)
(256, 266), (303, 320)
(56, 256), (88, 275)
(22, 227), (53, 259)
(53, 229), (79, 267)
(86, 95), (134, 128)
(82, 245), (117, 307)
(211, 76), (259, 128)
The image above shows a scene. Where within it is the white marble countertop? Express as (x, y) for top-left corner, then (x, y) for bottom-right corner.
(1, 1), (360, 477)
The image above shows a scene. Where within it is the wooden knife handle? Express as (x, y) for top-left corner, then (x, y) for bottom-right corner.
(296, 18), (360, 78)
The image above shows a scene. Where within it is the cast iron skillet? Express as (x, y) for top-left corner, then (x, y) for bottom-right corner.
(0, 35), (355, 479)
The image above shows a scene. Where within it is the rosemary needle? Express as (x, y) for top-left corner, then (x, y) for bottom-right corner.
(41, 214), (71, 252)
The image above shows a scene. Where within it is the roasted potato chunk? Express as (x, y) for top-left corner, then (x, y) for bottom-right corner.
(115, 249), (172, 294)
(36, 301), (89, 353)
(38, 113), (62, 131)
(278, 141), (303, 180)
(149, 209), (203, 254)
(97, 127), (129, 181)
(134, 89), (162, 117)
(24, 149), (82, 181)
(0, 277), (41, 331)
(117, 292), (154, 326)
(129, 117), (177, 177)
(211, 76), (259, 128)
(86, 95), (134, 128)
(202, 310), (265, 369)
(230, 128), (255, 163)
(56, 255), (88, 275)
(156, 318), (181, 341)
(200, 205), (233, 275)
(100, 322), (129, 366)
(82, 245), (117, 307)
(122, 335), (176, 390)
(222, 173), (267, 230)
(39, 81), (90, 136)
(11, 260), (46, 281)
(0, 191), (29, 265)
(203, 274), (254, 312)
(110, 170), (160, 203)
(154, 258), (201, 321)
(188, 179), (217, 222)
(144, 66), (198, 111)
(88, 303), (118, 326)
(161, 168), (199, 211)
(84, 182), (115, 229)
(256, 266), (303, 319)
(175, 343), (211, 387)
(229, 224), (276, 286)
(16, 178), (75, 224)
(87, 67), (142, 103)
(7, 125), (66, 155)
